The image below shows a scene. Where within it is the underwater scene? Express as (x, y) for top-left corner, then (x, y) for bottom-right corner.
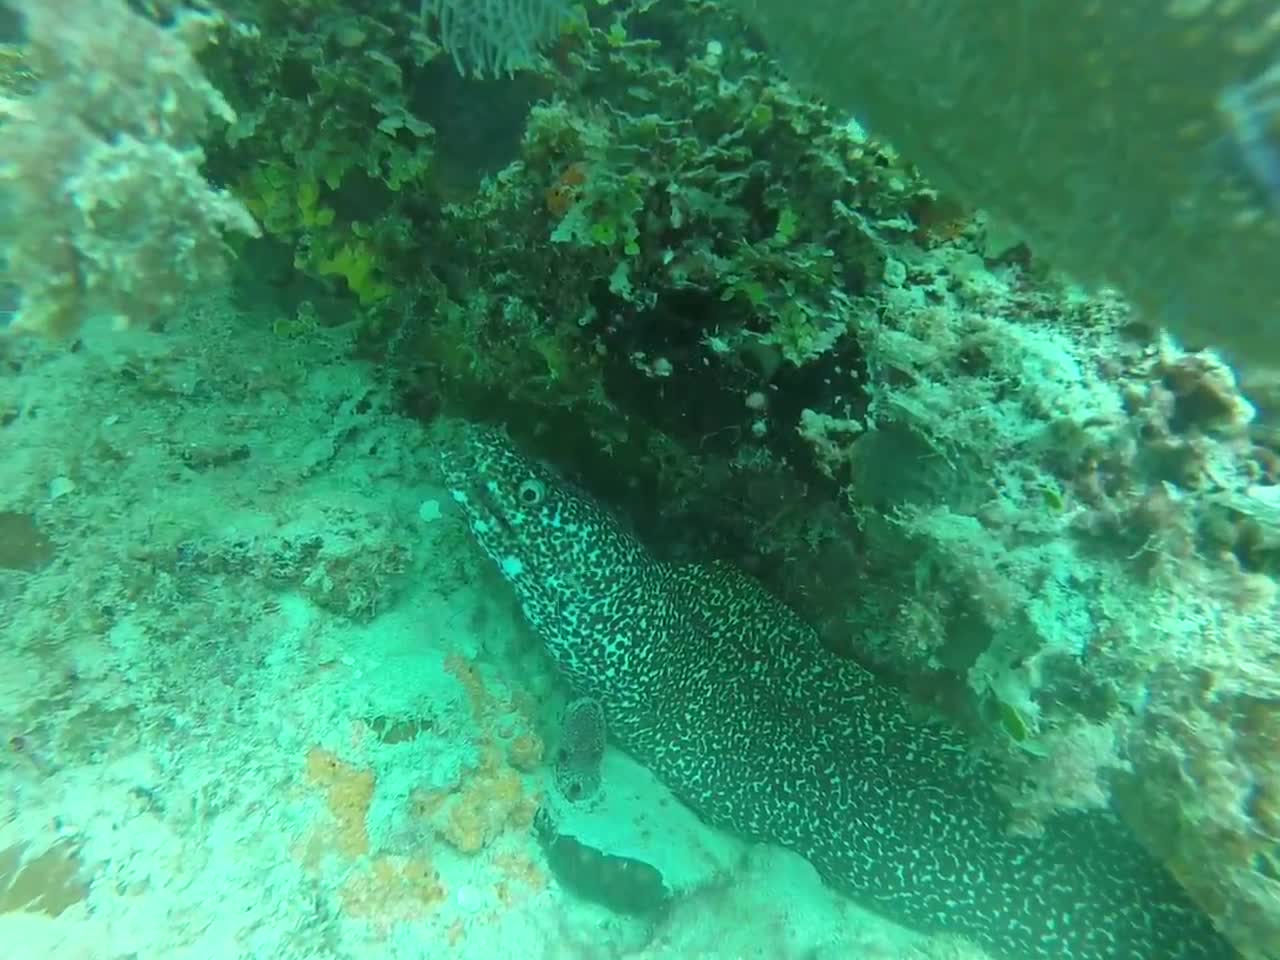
(1, 2), (1279, 959)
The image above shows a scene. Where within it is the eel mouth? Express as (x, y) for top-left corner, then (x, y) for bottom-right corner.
(438, 429), (489, 503)
(439, 428), (545, 577)
(473, 481), (519, 537)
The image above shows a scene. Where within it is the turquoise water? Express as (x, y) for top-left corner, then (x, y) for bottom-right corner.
(1, 2), (1278, 959)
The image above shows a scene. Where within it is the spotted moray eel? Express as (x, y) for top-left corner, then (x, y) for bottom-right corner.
(441, 426), (1235, 960)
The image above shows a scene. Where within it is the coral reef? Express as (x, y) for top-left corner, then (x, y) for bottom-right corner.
(424, 0), (576, 77)
(0, 0), (257, 335)
(203, 0), (443, 333)
(4, 0), (1278, 955)
(182, 0), (1280, 950)
(726, 0), (1280, 379)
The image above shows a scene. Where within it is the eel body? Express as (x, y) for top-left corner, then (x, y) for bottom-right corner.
(442, 426), (1236, 960)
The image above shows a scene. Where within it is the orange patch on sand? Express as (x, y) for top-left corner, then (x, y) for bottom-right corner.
(339, 854), (446, 936)
(305, 747), (374, 858)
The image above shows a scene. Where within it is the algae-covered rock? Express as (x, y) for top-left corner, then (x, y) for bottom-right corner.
(730, 0), (1280, 379)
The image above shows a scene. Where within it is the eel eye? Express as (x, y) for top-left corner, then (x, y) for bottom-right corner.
(517, 479), (545, 505)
